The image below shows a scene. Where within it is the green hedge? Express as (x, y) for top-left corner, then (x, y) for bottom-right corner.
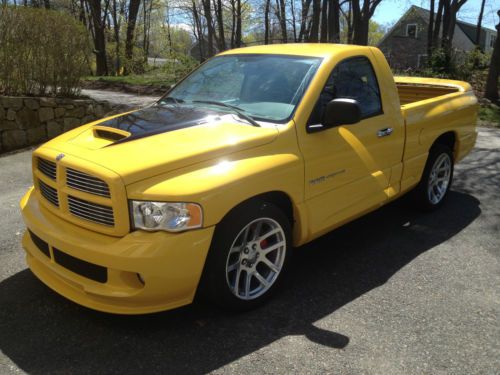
(0, 7), (90, 97)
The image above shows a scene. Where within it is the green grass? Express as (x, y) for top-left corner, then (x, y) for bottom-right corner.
(479, 104), (500, 128)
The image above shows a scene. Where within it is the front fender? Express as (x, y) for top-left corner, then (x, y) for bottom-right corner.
(126, 147), (304, 230)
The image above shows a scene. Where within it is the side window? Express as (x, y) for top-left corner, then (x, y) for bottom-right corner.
(308, 56), (383, 125)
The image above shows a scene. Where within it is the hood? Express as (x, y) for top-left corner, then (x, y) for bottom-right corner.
(42, 105), (278, 185)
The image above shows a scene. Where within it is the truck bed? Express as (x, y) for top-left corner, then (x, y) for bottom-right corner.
(395, 76), (478, 193)
(394, 76), (466, 105)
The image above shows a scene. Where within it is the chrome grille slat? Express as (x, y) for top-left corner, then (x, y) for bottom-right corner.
(66, 168), (111, 198)
(66, 178), (109, 193)
(68, 196), (114, 226)
(68, 206), (114, 221)
(68, 208), (115, 226)
(37, 158), (57, 180)
(39, 180), (59, 207)
(67, 174), (109, 186)
(67, 204), (114, 219)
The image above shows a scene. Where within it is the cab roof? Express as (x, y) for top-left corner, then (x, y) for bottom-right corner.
(219, 43), (374, 58)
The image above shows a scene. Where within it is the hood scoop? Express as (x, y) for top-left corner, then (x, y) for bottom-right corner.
(93, 126), (130, 142)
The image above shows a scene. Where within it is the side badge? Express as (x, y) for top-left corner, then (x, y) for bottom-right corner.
(55, 153), (65, 162)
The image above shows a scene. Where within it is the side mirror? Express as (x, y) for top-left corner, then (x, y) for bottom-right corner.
(308, 99), (361, 133)
(323, 98), (361, 127)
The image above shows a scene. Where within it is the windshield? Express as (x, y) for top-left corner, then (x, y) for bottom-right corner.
(163, 54), (322, 122)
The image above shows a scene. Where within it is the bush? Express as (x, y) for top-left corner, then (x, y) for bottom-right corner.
(0, 6), (91, 97)
(423, 47), (491, 81)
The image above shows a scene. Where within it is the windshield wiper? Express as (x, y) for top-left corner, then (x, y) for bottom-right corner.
(193, 100), (260, 127)
(158, 96), (185, 105)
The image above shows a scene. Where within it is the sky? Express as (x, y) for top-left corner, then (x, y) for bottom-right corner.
(373, 0), (499, 30)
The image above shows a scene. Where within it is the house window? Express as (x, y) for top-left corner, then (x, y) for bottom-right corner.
(417, 54), (428, 68)
(406, 24), (417, 38)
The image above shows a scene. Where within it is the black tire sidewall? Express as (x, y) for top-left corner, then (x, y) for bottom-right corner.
(201, 200), (292, 311)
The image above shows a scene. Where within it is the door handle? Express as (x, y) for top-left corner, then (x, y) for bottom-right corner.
(377, 127), (393, 137)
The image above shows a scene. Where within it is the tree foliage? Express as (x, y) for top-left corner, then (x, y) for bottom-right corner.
(0, 6), (91, 96)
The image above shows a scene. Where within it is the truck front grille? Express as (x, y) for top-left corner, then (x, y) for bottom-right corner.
(34, 154), (126, 234)
(68, 195), (115, 226)
(39, 179), (59, 207)
(37, 158), (57, 180)
(66, 168), (111, 198)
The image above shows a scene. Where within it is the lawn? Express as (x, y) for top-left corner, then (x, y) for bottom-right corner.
(479, 103), (500, 127)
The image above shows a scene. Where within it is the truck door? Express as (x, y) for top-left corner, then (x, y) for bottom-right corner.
(298, 55), (403, 238)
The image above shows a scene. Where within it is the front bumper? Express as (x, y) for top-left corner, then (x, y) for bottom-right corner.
(20, 187), (215, 314)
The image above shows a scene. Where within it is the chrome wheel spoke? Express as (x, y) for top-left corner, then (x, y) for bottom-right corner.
(241, 226), (251, 244)
(253, 271), (270, 288)
(229, 245), (242, 254)
(261, 242), (283, 255)
(258, 227), (280, 242)
(244, 271), (252, 298)
(260, 257), (280, 273)
(252, 221), (263, 241)
(227, 261), (239, 273)
(234, 266), (242, 294)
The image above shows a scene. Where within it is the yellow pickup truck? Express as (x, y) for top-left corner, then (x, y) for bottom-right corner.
(20, 44), (478, 314)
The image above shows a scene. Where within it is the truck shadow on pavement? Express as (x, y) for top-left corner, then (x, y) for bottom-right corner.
(0, 191), (480, 374)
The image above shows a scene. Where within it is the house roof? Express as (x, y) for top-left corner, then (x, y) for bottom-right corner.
(379, 5), (497, 47)
(413, 5), (496, 44)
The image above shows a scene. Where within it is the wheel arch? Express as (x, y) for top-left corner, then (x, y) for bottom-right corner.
(213, 190), (307, 246)
(222, 191), (295, 227)
(432, 131), (457, 160)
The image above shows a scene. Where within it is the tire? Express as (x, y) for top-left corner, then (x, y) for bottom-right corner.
(413, 144), (454, 211)
(200, 200), (292, 311)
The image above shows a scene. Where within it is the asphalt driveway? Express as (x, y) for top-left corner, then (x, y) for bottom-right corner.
(0, 128), (498, 374)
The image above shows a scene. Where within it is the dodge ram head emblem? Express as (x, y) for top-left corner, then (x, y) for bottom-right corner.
(55, 153), (65, 162)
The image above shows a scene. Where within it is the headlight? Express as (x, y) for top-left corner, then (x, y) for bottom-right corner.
(130, 201), (203, 232)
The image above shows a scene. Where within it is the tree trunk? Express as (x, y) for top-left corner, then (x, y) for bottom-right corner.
(441, 0), (468, 71)
(320, 0), (328, 42)
(264, 0), (271, 44)
(87, 0), (108, 76)
(327, 0), (340, 43)
(433, 0), (444, 47)
(230, 0), (235, 47)
(428, 0), (435, 57)
(298, 0), (312, 42)
(234, 0), (242, 47)
(351, 0), (382, 46)
(214, 0), (226, 50)
(191, 0), (204, 61)
(351, 0), (367, 45)
(124, 0), (141, 73)
(201, 0), (215, 56)
(290, 0), (297, 42)
(485, 11), (500, 102)
(309, 0), (321, 42)
(275, 0), (288, 43)
(111, 0), (123, 75)
(475, 0), (486, 47)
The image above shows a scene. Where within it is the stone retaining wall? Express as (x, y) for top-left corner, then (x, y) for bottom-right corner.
(0, 96), (114, 153)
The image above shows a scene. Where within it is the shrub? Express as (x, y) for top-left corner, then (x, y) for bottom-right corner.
(0, 6), (91, 97)
(423, 47), (492, 81)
